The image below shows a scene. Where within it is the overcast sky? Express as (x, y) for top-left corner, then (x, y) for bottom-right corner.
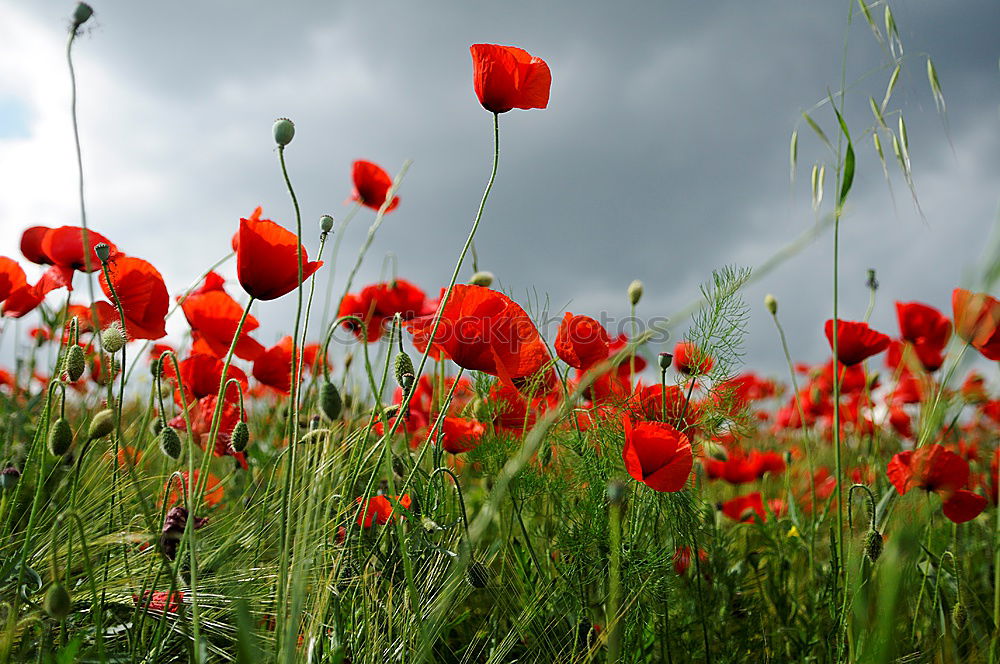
(0, 0), (997, 382)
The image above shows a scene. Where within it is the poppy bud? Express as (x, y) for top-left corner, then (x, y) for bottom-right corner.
(158, 427), (182, 460)
(101, 323), (126, 354)
(88, 409), (115, 440)
(952, 602), (967, 631)
(48, 418), (73, 456)
(319, 381), (342, 421)
(863, 530), (883, 563)
(320, 214), (334, 233)
(0, 466), (21, 490)
(606, 480), (626, 505)
(467, 560), (490, 588)
(866, 268), (878, 291)
(151, 419), (164, 435)
(765, 294), (778, 315)
(469, 271), (495, 287)
(65, 345), (86, 381)
(657, 352), (673, 371)
(72, 3), (93, 29)
(273, 118), (295, 146)
(627, 280), (644, 306)
(394, 352), (415, 388)
(231, 420), (250, 453)
(44, 582), (72, 620)
(93, 242), (111, 263)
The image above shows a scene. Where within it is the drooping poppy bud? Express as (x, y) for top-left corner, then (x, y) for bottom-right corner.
(952, 602), (967, 631)
(158, 427), (182, 460)
(231, 420), (250, 453)
(88, 409), (115, 440)
(273, 118), (295, 146)
(44, 582), (72, 620)
(48, 418), (73, 456)
(101, 323), (126, 353)
(319, 381), (342, 421)
(65, 345), (86, 381)
(0, 466), (21, 490)
(863, 530), (883, 563)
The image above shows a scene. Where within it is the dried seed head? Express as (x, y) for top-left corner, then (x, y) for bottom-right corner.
(319, 381), (342, 421)
(469, 271), (495, 287)
(951, 602), (967, 631)
(93, 242), (111, 263)
(657, 352), (673, 371)
(320, 214), (335, 233)
(44, 582), (72, 620)
(394, 352), (415, 388)
(88, 409), (115, 440)
(158, 426), (182, 460)
(0, 466), (21, 490)
(864, 530), (883, 563)
(48, 418), (73, 456)
(65, 344), (86, 381)
(467, 560), (490, 588)
(231, 420), (250, 453)
(101, 323), (126, 353)
(273, 118), (295, 146)
(627, 280), (644, 306)
(765, 293), (778, 315)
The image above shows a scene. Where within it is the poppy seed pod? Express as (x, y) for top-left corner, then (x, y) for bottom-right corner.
(319, 381), (342, 421)
(231, 420), (250, 453)
(93, 242), (111, 263)
(101, 323), (126, 354)
(48, 418), (73, 456)
(0, 466), (21, 490)
(657, 352), (673, 371)
(469, 271), (495, 287)
(273, 118), (295, 146)
(320, 214), (334, 233)
(467, 560), (491, 588)
(863, 530), (883, 563)
(627, 280), (644, 306)
(65, 344), (86, 381)
(44, 582), (72, 620)
(765, 294), (778, 315)
(88, 409), (115, 440)
(394, 352), (414, 388)
(72, 3), (93, 29)
(158, 426), (182, 460)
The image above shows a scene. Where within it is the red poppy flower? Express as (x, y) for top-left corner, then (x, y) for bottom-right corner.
(252, 337), (296, 394)
(824, 319), (891, 366)
(2, 265), (69, 319)
(672, 546), (709, 577)
(168, 395), (246, 468)
(704, 448), (785, 485)
(340, 279), (428, 342)
(621, 415), (693, 492)
(952, 288), (1000, 361)
(439, 417), (486, 454)
(674, 341), (714, 375)
(555, 313), (610, 371)
(164, 353), (248, 405)
(134, 590), (183, 614)
(236, 209), (322, 301)
(886, 444), (986, 523)
(20, 227), (52, 265)
(470, 44), (551, 114)
(0, 257), (28, 303)
(894, 301), (951, 371)
(181, 286), (265, 361)
(41, 226), (117, 275)
(720, 492), (768, 523)
(351, 160), (400, 213)
(165, 470), (223, 508)
(97, 254), (169, 340)
(406, 285), (551, 389)
(355, 494), (412, 528)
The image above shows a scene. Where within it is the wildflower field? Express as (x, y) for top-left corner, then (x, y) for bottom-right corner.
(1, 3), (999, 663)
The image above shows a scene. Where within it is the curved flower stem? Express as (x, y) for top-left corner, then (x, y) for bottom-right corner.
(847, 484), (877, 532)
(296, 229), (330, 408)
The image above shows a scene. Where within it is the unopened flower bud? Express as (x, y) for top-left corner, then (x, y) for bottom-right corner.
(394, 352), (415, 388)
(48, 418), (73, 456)
(320, 214), (334, 233)
(0, 466), (21, 490)
(607, 480), (626, 505)
(765, 294), (778, 315)
(952, 602), (967, 631)
(44, 582), (72, 620)
(319, 381), (342, 421)
(864, 530), (883, 563)
(469, 271), (494, 287)
(88, 409), (115, 440)
(158, 426), (182, 460)
(273, 118), (295, 146)
(71, 3), (93, 29)
(93, 242), (111, 263)
(65, 344), (86, 381)
(627, 280), (644, 306)
(231, 420), (250, 453)
(658, 352), (673, 371)
(866, 268), (878, 291)
(101, 323), (126, 353)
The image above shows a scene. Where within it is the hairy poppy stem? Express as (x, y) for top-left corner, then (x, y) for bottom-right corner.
(319, 203), (361, 335)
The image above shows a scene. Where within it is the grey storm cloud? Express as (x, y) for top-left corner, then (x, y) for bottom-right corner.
(0, 0), (997, 379)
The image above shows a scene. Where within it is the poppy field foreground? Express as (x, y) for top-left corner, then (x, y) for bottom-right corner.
(1, 4), (998, 664)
